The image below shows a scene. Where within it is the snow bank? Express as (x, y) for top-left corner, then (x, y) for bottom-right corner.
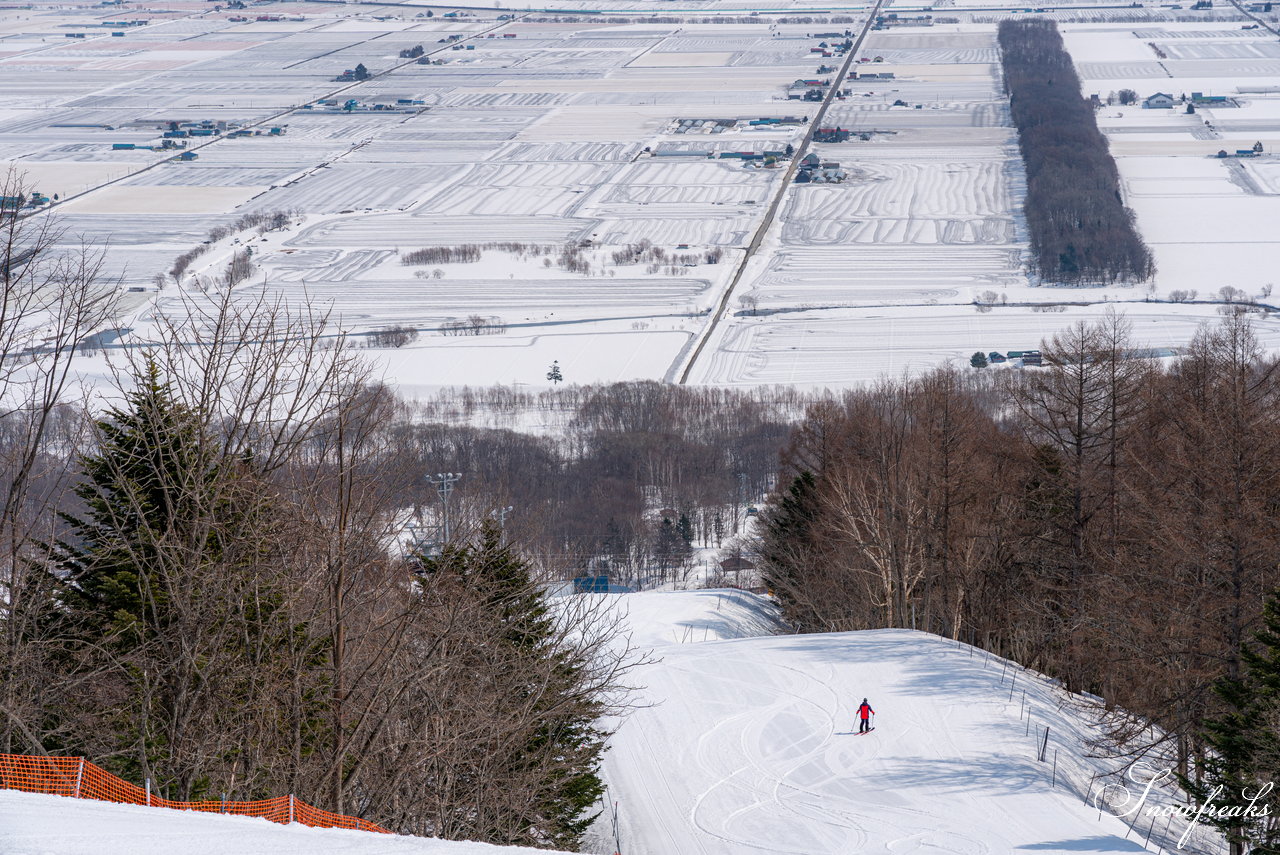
(0, 789), (573, 855)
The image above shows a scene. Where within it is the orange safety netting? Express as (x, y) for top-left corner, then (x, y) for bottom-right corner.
(0, 753), (389, 834)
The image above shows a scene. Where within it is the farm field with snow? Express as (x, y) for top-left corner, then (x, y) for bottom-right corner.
(1064, 21), (1280, 302)
(3, 0), (1279, 391)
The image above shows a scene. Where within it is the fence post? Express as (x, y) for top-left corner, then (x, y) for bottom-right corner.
(221, 792), (227, 814)
(1083, 770), (1098, 805)
(1009, 673), (1016, 701)
(145, 777), (151, 807)
(1051, 749), (1058, 788)
(1039, 726), (1050, 762)
(73, 757), (85, 798)
(289, 794), (295, 824)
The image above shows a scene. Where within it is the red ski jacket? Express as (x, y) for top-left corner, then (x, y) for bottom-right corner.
(858, 703), (874, 719)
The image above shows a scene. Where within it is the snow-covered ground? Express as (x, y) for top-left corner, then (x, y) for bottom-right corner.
(1062, 21), (1280, 300)
(592, 589), (1221, 854)
(0, 588), (1226, 854)
(0, 789), (573, 855)
(5, 2), (1278, 391)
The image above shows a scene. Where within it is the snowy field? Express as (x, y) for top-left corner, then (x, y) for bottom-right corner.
(1064, 21), (1280, 299)
(592, 590), (1223, 855)
(3, 0), (1277, 390)
(0, 789), (573, 855)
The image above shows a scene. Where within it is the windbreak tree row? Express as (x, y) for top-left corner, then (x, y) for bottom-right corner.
(999, 19), (1155, 285)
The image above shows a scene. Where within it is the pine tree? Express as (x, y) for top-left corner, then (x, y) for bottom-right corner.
(758, 471), (823, 626)
(46, 362), (298, 797)
(677, 512), (694, 546)
(653, 516), (690, 577)
(970, 351), (989, 368)
(546, 360), (563, 384)
(53, 361), (224, 649)
(422, 523), (607, 849)
(1182, 592), (1280, 855)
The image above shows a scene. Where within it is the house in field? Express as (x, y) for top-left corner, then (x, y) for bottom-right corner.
(1143, 92), (1176, 109)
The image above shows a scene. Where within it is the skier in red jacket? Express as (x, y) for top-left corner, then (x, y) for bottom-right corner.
(857, 698), (875, 733)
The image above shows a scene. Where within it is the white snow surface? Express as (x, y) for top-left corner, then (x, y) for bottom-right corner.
(594, 590), (1210, 855)
(0, 789), (573, 855)
(1, 590), (1218, 855)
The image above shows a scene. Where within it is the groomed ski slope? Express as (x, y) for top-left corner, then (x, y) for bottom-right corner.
(599, 590), (1204, 855)
(0, 789), (574, 855)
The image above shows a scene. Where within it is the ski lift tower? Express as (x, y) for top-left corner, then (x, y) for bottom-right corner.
(428, 472), (462, 544)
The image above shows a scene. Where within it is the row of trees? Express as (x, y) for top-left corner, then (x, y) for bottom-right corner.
(999, 19), (1156, 284)
(758, 312), (1280, 840)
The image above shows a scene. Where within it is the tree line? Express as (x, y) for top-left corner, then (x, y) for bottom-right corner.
(999, 19), (1155, 285)
(0, 178), (664, 847)
(0, 287), (647, 847)
(0, 174), (810, 846)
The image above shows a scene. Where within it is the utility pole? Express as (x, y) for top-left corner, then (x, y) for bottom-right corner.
(492, 505), (514, 542)
(428, 472), (462, 544)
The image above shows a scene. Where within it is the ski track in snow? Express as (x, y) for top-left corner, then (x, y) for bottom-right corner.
(598, 591), (1186, 855)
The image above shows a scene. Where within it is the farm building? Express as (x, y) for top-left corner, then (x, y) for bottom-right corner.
(1190, 92), (1233, 105)
(1143, 93), (1176, 109)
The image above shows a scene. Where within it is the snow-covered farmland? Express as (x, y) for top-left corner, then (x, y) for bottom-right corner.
(2, 0), (1277, 390)
(1064, 21), (1280, 298)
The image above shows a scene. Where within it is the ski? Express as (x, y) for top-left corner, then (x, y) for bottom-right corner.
(854, 727), (875, 736)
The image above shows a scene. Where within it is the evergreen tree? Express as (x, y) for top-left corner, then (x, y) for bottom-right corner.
(758, 471), (823, 627)
(53, 361), (223, 649)
(46, 362), (299, 797)
(677, 512), (694, 546)
(422, 524), (607, 849)
(653, 516), (690, 577)
(546, 360), (563, 384)
(1182, 591), (1280, 855)
(970, 351), (989, 368)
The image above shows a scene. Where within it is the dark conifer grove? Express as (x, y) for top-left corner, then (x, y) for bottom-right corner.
(1000, 19), (1155, 284)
